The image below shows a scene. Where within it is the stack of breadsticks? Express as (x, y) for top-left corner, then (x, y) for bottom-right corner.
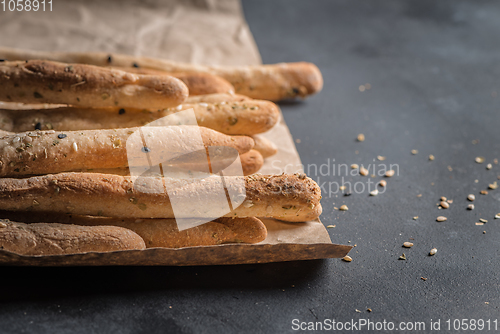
(0, 47), (323, 256)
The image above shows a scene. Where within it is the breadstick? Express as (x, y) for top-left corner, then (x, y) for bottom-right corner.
(0, 219), (146, 255)
(0, 126), (254, 177)
(75, 216), (266, 248)
(0, 99), (280, 135)
(0, 213), (266, 248)
(252, 135), (278, 158)
(0, 47), (323, 101)
(0, 60), (188, 109)
(0, 172), (322, 222)
(111, 67), (235, 96)
(240, 150), (263, 175)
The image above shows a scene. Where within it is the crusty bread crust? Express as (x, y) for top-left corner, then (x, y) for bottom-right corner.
(0, 126), (254, 177)
(0, 219), (146, 255)
(185, 93), (251, 104)
(252, 135), (278, 158)
(240, 150), (263, 175)
(0, 48), (323, 101)
(0, 60), (188, 109)
(75, 216), (267, 248)
(0, 173), (321, 222)
(110, 67), (235, 96)
(0, 99), (280, 135)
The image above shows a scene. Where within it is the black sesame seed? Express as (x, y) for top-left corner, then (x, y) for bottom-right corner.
(33, 92), (43, 99)
(292, 87), (300, 94)
(344, 193), (352, 197)
(107, 55), (113, 63)
(132, 63), (140, 68)
(57, 134), (67, 139)
(34, 123), (42, 130)
(119, 109), (126, 115)
(0, 59), (5, 62)
(141, 147), (151, 153)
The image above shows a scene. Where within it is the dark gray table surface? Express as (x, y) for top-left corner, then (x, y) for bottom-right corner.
(1, 0), (500, 333)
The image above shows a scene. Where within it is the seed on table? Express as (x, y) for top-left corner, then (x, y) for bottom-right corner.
(487, 163), (493, 170)
(327, 225), (335, 228)
(467, 194), (475, 201)
(448, 166), (453, 172)
(440, 201), (449, 209)
(377, 156), (386, 161)
(351, 164), (359, 169)
(403, 242), (414, 248)
(494, 214), (500, 219)
(440, 196), (447, 201)
(436, 216), (447, 222)
(489, 182), (498, 190)
(411, 149), (418, 155)
(357, 134), (365, 142)
(343, 256), (352, 262)
(476, 157), (485, 164)
(480, 190), (489, 195)
(447, 199), (453, 203)
(370, 189), (379, 196)
(360, 167), (369, 176)
(480, 218), (488, 223)
(467, 204), (475, 210)
(429, 248), (437, 256)
(399, 253), (407, 260)
(429, 154), (435, 161)
(379, 180), (387, 187)
(413, 216), (419, 220)
(340, 205), (349, 211)
(385, 170), (395, 177)
(476, 222), (485, 226)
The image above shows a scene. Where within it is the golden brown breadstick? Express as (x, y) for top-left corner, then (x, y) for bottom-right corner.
(0, 173), (322, 222)
(0, 126), (254, 177)
(0, 99), (280, 135)
(252, 135), (278, 158)
(76, 217), (266, 248)
(0, 60), (188, 109)
(110, 66), (235, 96)
(0, 47), (323, 101)
(0, 219), (146, 255)
(240, 150), (263, 175)
(0, 213), (267, 248)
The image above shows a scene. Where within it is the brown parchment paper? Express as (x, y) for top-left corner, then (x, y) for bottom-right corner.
(0, 0), (351, 266)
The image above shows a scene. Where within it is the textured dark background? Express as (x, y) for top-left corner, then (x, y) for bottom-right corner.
(1, 0), (500, 333)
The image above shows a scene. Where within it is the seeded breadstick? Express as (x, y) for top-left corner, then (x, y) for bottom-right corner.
(0, 60), (188, 109)
(0, 99), (280, 135)
(0, 126), (254, 177)
(0, 48), (323, 101)
(252, 135), (278, 158)
(0, 219), (146, 255)
(0, 173), (321, 222)
(111, 67), (235, 96)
